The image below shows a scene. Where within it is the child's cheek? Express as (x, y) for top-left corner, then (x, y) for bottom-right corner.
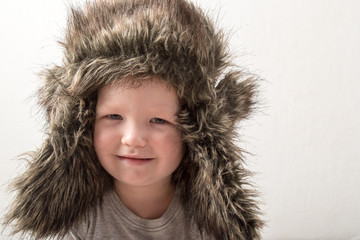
(155, 128), (184, 164)
(93, 121), (113, 152)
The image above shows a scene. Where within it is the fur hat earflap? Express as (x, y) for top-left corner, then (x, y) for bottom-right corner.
(174, 70), (262, 240)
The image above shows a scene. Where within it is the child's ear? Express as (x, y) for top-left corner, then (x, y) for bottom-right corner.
(215, 71), (257, 127)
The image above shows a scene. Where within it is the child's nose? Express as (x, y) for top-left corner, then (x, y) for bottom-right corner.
(120, 122), (147, 147)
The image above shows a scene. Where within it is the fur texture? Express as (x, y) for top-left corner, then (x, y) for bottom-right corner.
(4, 0), (264, 239)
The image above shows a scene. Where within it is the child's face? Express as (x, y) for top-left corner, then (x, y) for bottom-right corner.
(94, 79), (183, 188)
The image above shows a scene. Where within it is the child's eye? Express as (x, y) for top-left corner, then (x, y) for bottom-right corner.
(108, 114), (123, 120)
(150, 118), (167, 124)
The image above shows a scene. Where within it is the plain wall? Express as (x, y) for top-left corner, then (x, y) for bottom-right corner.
(1, 0), (359, 239)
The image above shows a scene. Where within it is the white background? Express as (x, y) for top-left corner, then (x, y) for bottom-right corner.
(1, 0), (359, 239)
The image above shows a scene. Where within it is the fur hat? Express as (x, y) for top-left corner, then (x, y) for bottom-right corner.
(4, 0), (263, 239)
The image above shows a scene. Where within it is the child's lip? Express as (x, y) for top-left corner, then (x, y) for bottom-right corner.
(116, 155), (154, 166)
(117, 155), (154, 161)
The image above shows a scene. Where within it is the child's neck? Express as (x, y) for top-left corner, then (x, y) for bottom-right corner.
(114, 179), (175, 219)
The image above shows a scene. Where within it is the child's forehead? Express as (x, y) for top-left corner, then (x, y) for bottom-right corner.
(97, 77), (179, 110)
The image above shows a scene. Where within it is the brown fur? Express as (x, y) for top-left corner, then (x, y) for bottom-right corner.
(4, 0), (264, 239)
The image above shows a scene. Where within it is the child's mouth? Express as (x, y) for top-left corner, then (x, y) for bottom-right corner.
(117, 156), (154, 165)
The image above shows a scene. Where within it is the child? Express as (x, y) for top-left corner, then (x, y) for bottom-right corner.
(4, 0), (263, 239)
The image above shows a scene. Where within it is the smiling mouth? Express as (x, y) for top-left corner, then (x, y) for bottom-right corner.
(117, 156), (154, 164)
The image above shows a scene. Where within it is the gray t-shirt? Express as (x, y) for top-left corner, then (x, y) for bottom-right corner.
(64, 189), (209, 240)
